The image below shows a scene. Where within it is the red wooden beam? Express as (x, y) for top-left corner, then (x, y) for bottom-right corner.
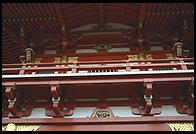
(98, 3), (105, 28)
(2, 76), (194, 87)
(2, 116), (194, 125)
(37, 124), (170, 131)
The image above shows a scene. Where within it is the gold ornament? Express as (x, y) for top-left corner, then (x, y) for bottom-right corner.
(68, 57), (78, 63)
(127, 54), (138, 60)
(5, 123), (17, 131)
(165, 53), (176, 59)
(34, 58), (42, 63)
(2, 123), (40, 131)
(94, 111), (111, 118)
(60, 56), (68, 63)
(166, 122), (194, 131)
(145, 54), (153, 60)
(54, 57), (61, 63)
(138, 53), (145, 60)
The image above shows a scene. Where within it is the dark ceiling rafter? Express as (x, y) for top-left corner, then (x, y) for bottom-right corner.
(104, 6), (138, 19)
(24, 4), (41, 34)
(37, 4), (51, 34)
(2, 4), (11, 18)
(154, 3), (166, 30)
(173, 4), (193, 31)
(108, 3), (140, 12)
(148, 4), (157, 30)
(4, 4), (21, 34)
(104, 10), (138, 21)
(164, 4), (178, 29)
(16, 3), (38, 35)
(150, 4), (161, 30)
(64, 8), (98, 23)
(138, 3), (146, 37)
(67, 17), (98, 30)
(98, 3), (104, 28)
(159, 4), (173, 29)
(2, 24), (18, 38)
(37, 4), (52, 34)
(32, 3), (48, 34)
(16, 5), (39, 34)
(45, 3), (59, 33)
(43, 4), (58, 33)
(66, 14), (98, 27)
(63, 3), (95, 16)
(54, 3), (65, 32)
(143, 4), (151, 31)
(2, 3), (194, 64)
(104, 16), (137, 27)
(169, 4), (183, 30)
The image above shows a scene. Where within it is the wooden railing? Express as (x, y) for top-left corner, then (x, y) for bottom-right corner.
(2, 58), (194, 75)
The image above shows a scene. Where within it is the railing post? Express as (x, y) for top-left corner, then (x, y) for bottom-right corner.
(179, 58), (187, 70)
(125, 60), (131, 72)
(19, 64), (27, 75)
(72, 62), (78, 73)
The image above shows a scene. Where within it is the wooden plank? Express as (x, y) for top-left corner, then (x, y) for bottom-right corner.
(2, 116), (194, 125)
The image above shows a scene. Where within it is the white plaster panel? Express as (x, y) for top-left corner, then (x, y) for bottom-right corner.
(106, 23), (135, 29)
(65, 107), (96, 118)
(107, 48), (130, 52)
(150, 46), (163, 50)
(76, 49), (97, 53)
(23, 108), (52, 118)
(154, 105), (188, 116)
(109, 106), (141, 117)
(44, 50), (56, 54)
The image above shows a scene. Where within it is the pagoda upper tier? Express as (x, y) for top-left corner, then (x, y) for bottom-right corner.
(2, 3), (194, 63)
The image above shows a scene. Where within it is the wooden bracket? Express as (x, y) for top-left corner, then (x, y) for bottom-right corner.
(71, 62), (78, 73)
(187, 79), (194, 115)
(176, 79), (194, 115)
(50, 81), (61, 98)
(143, 81), (153, 97)
(50, 81), (62, 115)
(143, 81), (153, 115)
(5, 84), (16, 100)
(179, 58), (187, 70)
(125, 60), (131, 72)
(7, 98), (21, 118)
(132, 80), (161, 116)
(45, 81), (75, 117)
(52, 97), (61, 114)
(5, 83), (21, 117)
(19, 65), (26, 75)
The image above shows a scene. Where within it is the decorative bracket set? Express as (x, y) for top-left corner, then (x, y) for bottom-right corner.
(5, 83), (21, 118)
(132, 80), (161, 116)
(45, 81), (74, 117)
(3, 79), (194, 118)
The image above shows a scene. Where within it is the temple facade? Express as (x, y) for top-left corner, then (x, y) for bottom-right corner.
(2, 3), (194, 131)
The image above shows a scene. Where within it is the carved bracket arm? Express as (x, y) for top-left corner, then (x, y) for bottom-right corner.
(5, 83), (21, 117)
